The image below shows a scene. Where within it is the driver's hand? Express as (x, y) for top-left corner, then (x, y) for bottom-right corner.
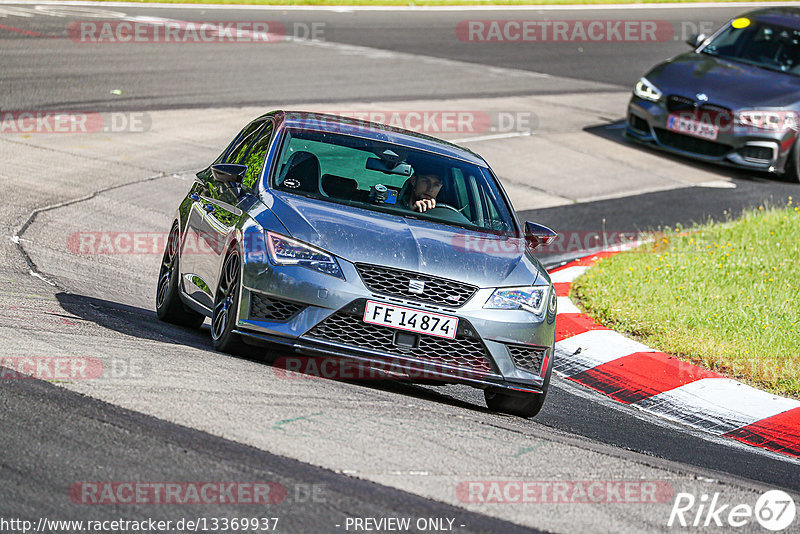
(412, 199), (436, 212)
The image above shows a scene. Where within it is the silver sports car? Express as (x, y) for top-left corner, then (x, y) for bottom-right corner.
(156, 111), (558, 417)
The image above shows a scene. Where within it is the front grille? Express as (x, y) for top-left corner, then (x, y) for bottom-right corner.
(666, 96), (733, 129)
(666, 95), (696, 112)
(506, 344), (546, 375)
(739, 145), (774, 163)
(654, 128), (732, 158)
(249, 293), (305, 322)
(306, 310), (496, 374)
(628, 113), (650, 133)
(355, 263), (477, 308)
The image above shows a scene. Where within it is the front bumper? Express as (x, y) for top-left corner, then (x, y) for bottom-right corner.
(233, 255), (555, 393)
(626, 95), (796, 174)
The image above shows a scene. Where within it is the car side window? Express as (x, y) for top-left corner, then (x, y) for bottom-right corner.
(212, 120), (260, 164)
(225, 120), (265, 165)
(241, 122), (275, 189)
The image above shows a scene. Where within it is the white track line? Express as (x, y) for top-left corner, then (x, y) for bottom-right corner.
(107, 15), (554, 82)
(451, 131), (532, 144)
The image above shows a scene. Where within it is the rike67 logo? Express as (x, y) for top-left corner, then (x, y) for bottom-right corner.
(668, 490), (796, 531)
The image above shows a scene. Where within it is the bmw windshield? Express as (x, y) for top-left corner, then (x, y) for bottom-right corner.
(701, 18), (800, 76)
(270, 127), (518, 235)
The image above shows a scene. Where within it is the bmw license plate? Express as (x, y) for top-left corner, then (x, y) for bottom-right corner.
(363, 301), (458, 340)
(667, 113), (719, 140)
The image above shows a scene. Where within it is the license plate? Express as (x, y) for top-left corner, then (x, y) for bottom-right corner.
(667, 114), (719, 140)
(363, 301), (458, 340)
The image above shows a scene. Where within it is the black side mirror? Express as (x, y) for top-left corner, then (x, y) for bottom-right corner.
(211, 163), (248, 183)
(524, 221), (557, 250)
(686, 33), (706, 49)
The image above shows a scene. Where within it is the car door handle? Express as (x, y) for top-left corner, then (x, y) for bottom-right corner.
(203, 203), (215, 213)
(189, 193), (200, 201)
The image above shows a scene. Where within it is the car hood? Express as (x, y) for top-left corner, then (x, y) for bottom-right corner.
(262, 192), (545, 288)
(646, 52), (800, 109)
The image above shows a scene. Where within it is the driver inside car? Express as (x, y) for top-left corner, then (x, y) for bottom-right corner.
(399, 171), (443, 213)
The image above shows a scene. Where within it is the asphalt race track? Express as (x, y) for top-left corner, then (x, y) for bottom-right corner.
(1, 2), (799, 533)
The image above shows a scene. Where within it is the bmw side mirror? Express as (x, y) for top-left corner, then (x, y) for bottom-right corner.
(524, 221), (557, 250)
(686, 33), (706, 49)
(211, 163), (248, 183)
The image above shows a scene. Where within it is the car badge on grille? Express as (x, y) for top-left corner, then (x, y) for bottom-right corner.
(408, 280), (425, 294)
(696, 93), (709, 102)
(446, 295), (462, 303)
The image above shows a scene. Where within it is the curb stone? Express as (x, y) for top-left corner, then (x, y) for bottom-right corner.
(549, 250), (800, 459)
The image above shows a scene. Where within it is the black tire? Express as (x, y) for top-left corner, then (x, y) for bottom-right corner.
(211, 248), (248, 354)
(484, 388), (547, 418)
(156, 224), (205, 329)
(783, 141), (800, 184)
(485, 358), (552, 418)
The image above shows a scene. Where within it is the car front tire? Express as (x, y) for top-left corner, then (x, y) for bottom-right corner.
(211, 247), (248, 354)
(783, 139), (800, 183)
(156, 224), (205, 329)
(484, 388), (547, 418)
(485, 359), (551, 418)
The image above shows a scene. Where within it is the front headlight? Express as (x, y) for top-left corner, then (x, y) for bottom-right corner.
(266, 232), (344, 279)
(633, 77), (663, 102)
(484, 286), (550, 316)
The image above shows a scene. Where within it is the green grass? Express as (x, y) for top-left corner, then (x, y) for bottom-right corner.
(571, 202), (800, 399)
(88, 0), (780, 5)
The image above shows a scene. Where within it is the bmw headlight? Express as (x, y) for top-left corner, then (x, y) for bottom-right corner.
(485, 286), (550, 316)
(266, 232), (344, 279)
(633, 77), (662, 102)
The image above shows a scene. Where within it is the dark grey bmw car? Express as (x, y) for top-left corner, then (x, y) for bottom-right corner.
(156, 111), (558, 417)
(626, 7), (800, 182)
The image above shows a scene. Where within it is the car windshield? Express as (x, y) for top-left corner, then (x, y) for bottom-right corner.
(270, 127), (518, 234)
(702, 19), (800, 76)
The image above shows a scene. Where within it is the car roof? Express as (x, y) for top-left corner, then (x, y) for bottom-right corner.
(746, 7), (800, 31)
(262, 110), (489, 168)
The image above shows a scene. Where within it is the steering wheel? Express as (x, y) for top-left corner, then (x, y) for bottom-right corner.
(425, 203), (472, 225)
(430, 203), (460, 213)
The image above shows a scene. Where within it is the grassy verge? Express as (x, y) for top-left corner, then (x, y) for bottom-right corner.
(88, 0), (781, 5)
(571, 201), (800, 399)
